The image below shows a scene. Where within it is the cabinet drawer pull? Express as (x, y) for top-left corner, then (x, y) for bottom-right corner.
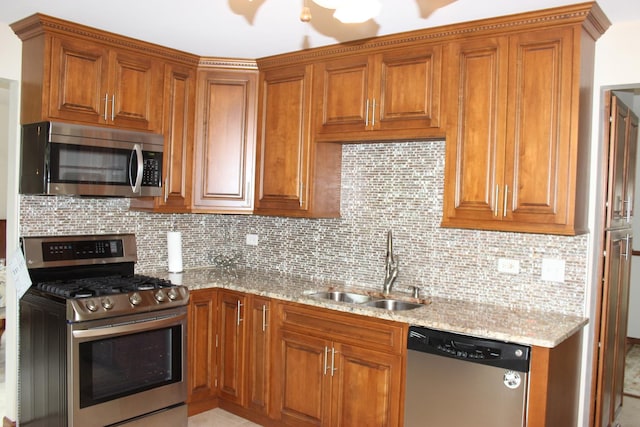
(299, 182), (304, 207)
(624, 199), (632, 223)
(503, 185), (509, 217)
(111, 94), (116, 121)
(365, 99), (370, 127)
(622, 234), (631, 260)
(331, 347), (338, 376)
(237, 300), (243, 326)
(371, 98), (376, 128)
(494, 185), (499, 217)
(262, 304), (268, 332)
(323, 346), (329, 375)
(104, 93), (109, 121)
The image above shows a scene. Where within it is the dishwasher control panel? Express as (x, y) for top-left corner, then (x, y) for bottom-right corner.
(407, 326), (530, 372)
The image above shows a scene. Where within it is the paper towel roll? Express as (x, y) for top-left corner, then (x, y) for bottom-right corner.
(168, 272), (183, 285)
(167, 231), (183, 273)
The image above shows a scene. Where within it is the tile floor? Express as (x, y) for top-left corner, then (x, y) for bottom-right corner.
(618, 396), (640, 427)
(193, 401), (640, 427)
(188, 408), (261, 426)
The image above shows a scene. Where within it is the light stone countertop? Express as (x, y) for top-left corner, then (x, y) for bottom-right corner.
(144, 266), (587, 349)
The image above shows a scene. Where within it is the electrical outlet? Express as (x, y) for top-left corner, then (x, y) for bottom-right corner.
(498, 258), (520, 274)
(245, 234), (259, 246)
(541, 258), (565, 283)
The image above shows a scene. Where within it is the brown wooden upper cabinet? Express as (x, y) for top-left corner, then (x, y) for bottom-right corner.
(48, 36), (164, 131)
(11, 16), (164, 131)
(441, 18), (604, 235)
(131, 61), (197, 213)
(313, 44), (444, 142)
(192, 65), (258, 213)
(254, 63), (342, 218)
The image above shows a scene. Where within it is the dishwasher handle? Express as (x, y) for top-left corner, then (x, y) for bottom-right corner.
(408, 325), (530, 372)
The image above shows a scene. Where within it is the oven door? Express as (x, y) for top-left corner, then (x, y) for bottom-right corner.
(68, 307), (187, 427)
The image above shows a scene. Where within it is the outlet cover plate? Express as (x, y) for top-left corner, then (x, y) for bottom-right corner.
(541, 258), (565, 283)
(498, 258), (520, 274)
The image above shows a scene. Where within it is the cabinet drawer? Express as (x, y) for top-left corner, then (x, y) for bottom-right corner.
(276, 301), (406, 354)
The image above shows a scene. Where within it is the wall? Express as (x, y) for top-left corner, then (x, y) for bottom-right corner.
(20, 140), (589, 316)
(0, 21), (22, 425)
(0, 22), (20, 220)
(0, 81), (9, 219)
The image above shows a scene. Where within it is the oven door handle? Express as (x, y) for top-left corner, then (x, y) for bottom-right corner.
(72, 313), (186, 340)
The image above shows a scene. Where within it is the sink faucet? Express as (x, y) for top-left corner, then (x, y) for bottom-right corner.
(382, 230), (399, 295)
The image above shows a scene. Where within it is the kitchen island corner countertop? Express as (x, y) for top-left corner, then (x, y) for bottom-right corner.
(147, 266), (587, 348)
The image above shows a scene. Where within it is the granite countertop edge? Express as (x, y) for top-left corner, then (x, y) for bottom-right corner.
(145, 266), (588, 349)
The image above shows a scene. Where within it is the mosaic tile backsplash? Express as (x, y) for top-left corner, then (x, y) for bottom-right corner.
(20, 140), (589, 316)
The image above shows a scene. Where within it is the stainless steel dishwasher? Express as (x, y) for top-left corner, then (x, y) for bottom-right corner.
(405, 326), (531, 427)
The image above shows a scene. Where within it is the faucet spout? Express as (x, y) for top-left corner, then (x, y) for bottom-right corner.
(382, 230), (399, 295)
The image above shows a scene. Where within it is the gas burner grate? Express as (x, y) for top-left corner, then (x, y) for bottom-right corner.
(36, 274), (174, 298)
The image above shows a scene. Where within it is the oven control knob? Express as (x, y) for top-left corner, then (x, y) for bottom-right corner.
(167, 288), (179, 301)
(155, 291), (167, 302)
(85, 300), (98, 312)
(129, 292), (142, 306)
(101, 297), (114, 310)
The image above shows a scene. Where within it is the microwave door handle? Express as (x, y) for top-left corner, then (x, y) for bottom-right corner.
(44, 141), (51, 192)
(129, 144), (144, 194)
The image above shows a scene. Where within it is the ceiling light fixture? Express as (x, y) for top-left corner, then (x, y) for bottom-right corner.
(298, 0), (382, 24)
(300, 0), (312, 22)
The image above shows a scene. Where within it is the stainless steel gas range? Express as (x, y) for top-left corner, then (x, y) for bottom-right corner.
(19, 234), (189, 427)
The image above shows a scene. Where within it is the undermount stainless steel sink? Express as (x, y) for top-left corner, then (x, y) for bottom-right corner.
(365, 299), (423, 311)
(308, 291), (375, 304)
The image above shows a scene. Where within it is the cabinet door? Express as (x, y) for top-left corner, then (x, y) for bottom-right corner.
(503, 27), (574, 227)
(247, 296), (271, 415)
(108, 48), (163, 131)
(193, 68), (257, 213)
(606, 94), (639, 228)
(48, 36), (110, 124)
(627, 113), (639, 222)
(218, 291), (247, 405)
(313, 55), (373, 135)
(313, 46), (443, 140)
(255, 64), (312, 213)
(595, 230), (632, 427)
(187, 289), (218, 415)
(48, 37), (162, 131)
(375, 44), (442, 131)
(442, 37), (509, 226)
(272, 329), (331, 426)
(129, 62), (196, 213)
(161, 62), (196, 211)
(331, 343), (402, 427)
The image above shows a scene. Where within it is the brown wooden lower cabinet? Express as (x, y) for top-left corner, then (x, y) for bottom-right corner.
(187, 290), (583, 427)
(527, 331), (582, 427)
(270, 301), (406, 427)
(187, 288), (218, 415)
(246, 296), (272, 416)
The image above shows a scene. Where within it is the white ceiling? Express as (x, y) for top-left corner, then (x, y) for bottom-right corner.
(1, 0), (639, 59)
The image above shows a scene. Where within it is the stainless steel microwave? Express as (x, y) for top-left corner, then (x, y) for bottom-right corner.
(20, 121), (164, 197)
